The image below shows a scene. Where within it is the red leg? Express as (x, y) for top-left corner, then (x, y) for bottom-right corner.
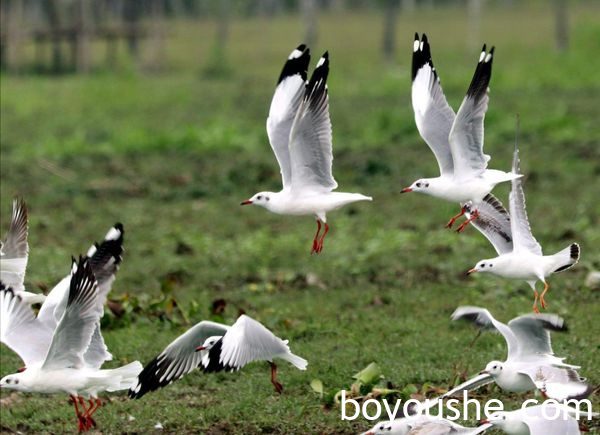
(446, 205), (467, 228)
(532, 290), (540, 313)
(316, 223), (329, 254)
(456, 209), (479, 233)
(270, 362), (283, 394)
(311, 220), (322, 255)
(85, 398), (101, 429)
(69, 395), (86, 432)
(539, 282), (549, 309)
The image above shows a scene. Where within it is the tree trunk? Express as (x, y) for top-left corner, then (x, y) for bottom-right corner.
(467, 0), (482, 51)
(382, 0), (399, 64)
(301, 0), (317, 48)
(75, 0), (92, 73)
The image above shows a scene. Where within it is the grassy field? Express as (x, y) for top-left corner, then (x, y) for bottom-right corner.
(1, 3), (599, 434)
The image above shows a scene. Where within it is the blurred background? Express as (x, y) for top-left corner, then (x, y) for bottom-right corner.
(1, 1), (599, 434)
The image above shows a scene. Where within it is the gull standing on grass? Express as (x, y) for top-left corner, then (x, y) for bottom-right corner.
(240, 44), (372, 254)
(129, 314), (307, 399)
(465, 140), (580, 312)
(402, 33), (521, 232)
(361, 416), (492, 435)
(481, 403), (595, 435)
(0, 198), (45, 304)
(0, 258), (142, 432)
(444, 306), (591, 401)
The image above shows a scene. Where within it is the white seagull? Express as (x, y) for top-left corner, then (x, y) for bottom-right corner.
(241, 45), (372, 254)
(0, 258), (142, 432)
(402, 33), (521, 232)
(129, 314), (307, 399)
(481, 404), (592, 435)
(362, 416), (491, 435)
(0, 198), (45, 304)
(445, 306), (590, 402)
(466, 141), (580, 312)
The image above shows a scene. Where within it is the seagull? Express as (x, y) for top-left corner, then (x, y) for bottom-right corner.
(444, 306), (591, 402)
(465, 139), (580, 312)
(0, 198), (45, 304)
(402, 33), (521, 232)
(240, 44), (372, 254)
(129, 314), (307, 399)
(0, 257), (142, 432)
(481, 403), (593, 434)
(361, 416), (491, 435)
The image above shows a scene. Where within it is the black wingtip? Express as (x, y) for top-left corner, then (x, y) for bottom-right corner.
(68, 256), (96, 306)
(114, 222), (124, 232)
(414, 32), (419, 41)
(303, 52), (329, 107)
(570, 243), (580, 261)
(466, 45), (494, 101)
(411, 32), (434, 81)
(277, 44), (311, 84)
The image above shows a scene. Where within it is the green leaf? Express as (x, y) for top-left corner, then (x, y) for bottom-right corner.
(310, 379), (324, 398)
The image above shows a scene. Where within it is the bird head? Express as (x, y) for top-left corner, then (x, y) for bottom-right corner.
(195, 335), (222, 352)
(467, 259), (496, 275)
(401, 179), (431, 194)
(0, 372), (27, 391)
(241, 192), (274, 208)
(481, 360), (504, 377)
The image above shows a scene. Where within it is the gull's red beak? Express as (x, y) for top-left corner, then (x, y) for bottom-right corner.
(478, 419), (489, 426)
(467, 268), (477, 275)
(195, 346), (206, 352)
(17, 367), (26, 373)
(401, 187), (413, 193)
(240, 200), (253, 206)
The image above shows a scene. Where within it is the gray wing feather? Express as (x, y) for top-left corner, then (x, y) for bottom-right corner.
(467, 193), (513, 255)
(449, 47), (494, 179)
(411, 34), (455, 175)
(509, 147), (543, 255)
(507, 314), (566, 359)
(289, 53), (338, 192)
(441, 373), (494, 398)
(0, 198), (29, 293)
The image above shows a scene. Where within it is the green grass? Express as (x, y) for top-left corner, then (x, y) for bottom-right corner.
(1, 3), (600, 434)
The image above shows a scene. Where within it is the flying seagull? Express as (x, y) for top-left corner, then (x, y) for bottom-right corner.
(361, 415), (491, 435)
(241, 44), (372, 254)
(0, 258), (142, 432)
(481, 403), (593, 434)
(466, 139), (580, 312)
(444, 306), (591, 402)
(402, 33), (521, 232)
(129, 314), (307, 399)
(0, 198), (45, 304)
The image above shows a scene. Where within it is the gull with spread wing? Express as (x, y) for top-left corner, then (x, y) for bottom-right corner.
(0, 258), (142, 432)
(402, 33), (521, 232)
(0, 198), (45, 304)
(241, 45), (371, 254)
(465, 141), (580, 312)
(129, 314), (307, 399)
(443, 306), (590, 402)
(481, 404), (593, 435)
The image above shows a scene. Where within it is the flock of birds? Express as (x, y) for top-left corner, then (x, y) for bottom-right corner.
(0, 33), (593, 434)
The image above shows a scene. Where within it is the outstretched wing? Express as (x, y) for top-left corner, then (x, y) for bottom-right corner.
(0, 198), (29, 293)
(449, 45), (494, 179)
(506, 313), (566, 360)
(440, 372), (494, 399)
(516, 363), (591, 401)
(467, 193), (513, 255)
(128, 321), (230, 399)
(267, 44), (310, 190)
(214, 315), (291, 371)
(451, 306), (518, 360)
(42, 258), (103, 370)
(509, 147), (543, 255)
(0, 282), (52, 366)
(288, 52), (338, 192)
(411, 33), (455, 176)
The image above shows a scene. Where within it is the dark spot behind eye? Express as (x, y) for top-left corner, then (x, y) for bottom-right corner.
(14, 379), (19, 384)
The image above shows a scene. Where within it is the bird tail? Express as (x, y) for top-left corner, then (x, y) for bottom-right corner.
(101, 361), (144, 391)
(551, 243), (580, 273)
(280, 352), (308, 370)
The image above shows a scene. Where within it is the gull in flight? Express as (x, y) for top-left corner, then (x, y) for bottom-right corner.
(465, 139), (580, 312)
(361, 415), (491, 435)
(241, 45), (372, 254)
(0, 198), (45, 304)
(402, 33), (521, 232)
(0, 257), (142, 432)
(481, 403), (594, 434)
(444, 306), (591, 402)
(129, 314), (307, 399)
